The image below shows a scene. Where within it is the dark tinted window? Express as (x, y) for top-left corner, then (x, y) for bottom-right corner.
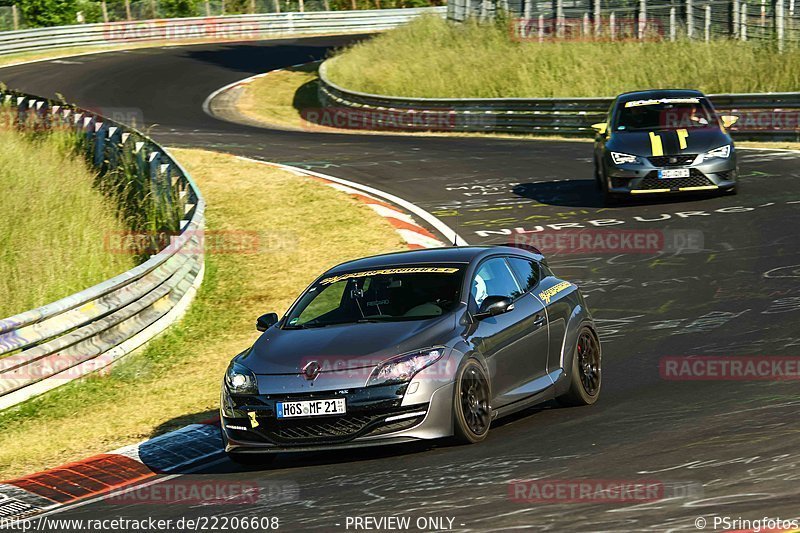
(507, 257), (541, 294)
(615, 98), (715, 131)
(285, 264), (465, 327)
(471, 258), (520, 307)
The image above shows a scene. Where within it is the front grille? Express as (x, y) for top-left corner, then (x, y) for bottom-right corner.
(648, 154), (697, 166)
(263, 414), (378, 443)
(236, 405), (428, 445)
(636, 170), (714, 190)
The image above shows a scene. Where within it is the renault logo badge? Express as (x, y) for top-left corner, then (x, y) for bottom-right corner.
(302, 361), (321, 381)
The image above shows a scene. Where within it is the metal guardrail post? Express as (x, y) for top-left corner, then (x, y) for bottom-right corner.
(733, 0), (740, 37)
(776, 0), (785, 51)
(101, 1), (109, 23)
(11, 4), (18, 31)
(610, 11), (616, 40)
(705, 4), (711, 41)
(125, 0), (132, 21)
(687, 0), (694, 38)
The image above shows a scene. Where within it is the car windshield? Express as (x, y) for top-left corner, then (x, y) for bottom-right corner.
(284, 264), (466, 328)
(615, 97), (716, 131)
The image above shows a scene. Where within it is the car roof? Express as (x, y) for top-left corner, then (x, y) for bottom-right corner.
(325, 246), (538, 274)
(616, 89), (706, 104)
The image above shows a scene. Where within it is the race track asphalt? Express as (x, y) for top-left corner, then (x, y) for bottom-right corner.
(2, 36), (800, 531)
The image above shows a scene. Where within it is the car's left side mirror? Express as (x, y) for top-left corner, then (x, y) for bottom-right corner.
(591, 122), (608, 135)
(474, 296), (515, 321)
(720, 115), (738, 128)
(256, 312), (279, 332)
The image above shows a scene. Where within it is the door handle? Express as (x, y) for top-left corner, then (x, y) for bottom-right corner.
(532, 315), (546, 327)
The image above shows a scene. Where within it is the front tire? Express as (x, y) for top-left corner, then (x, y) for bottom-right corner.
(452, 358), (491, 444)
(558, 327), (602, 406)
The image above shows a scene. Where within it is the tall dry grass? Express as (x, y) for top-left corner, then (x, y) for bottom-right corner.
(327, 15), (800, 98)
(0, 129), (134, 318)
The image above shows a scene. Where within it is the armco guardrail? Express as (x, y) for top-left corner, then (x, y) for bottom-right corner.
(0, 91), (205, 410)
(318, 60), (800, 141)
(0, 7), (445, 56)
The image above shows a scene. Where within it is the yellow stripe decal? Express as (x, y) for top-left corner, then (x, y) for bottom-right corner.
(649, 132), (664, 156)
(677, 129), (689, 150)
(679, 186), (718, 191)
(631, 189), (670, 194)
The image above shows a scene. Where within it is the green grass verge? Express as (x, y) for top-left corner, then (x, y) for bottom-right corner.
(326, 15), (800, 98)
(0, 149), (406, 480)
(0, 129), (134, 318)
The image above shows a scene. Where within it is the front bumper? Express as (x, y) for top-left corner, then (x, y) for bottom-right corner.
(221, 381), (455, 454)
(604, 155), (737, 195)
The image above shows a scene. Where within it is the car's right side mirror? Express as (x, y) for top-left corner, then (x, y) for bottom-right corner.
(720, 115), (739, 128)
(591, 122), (608, 135)
(474, 296), (515, 321)
(256, 312), (279, 332)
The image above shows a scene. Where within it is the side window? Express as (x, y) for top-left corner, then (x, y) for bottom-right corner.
(471, 258), (520, 307)
(507, 257), (541, 294)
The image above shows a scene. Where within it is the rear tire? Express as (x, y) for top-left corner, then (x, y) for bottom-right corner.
(452, 358), (491, 444)
(557, 327), (602, 407)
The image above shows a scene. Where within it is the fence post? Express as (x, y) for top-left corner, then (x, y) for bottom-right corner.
(775, 0), (785, 51)
(733, 0), (740, 37)
(705, 4), (711, 40)
(323, 0), (330, 9)
(11, 4), (18, 30)
(101, 1), (109, 22)
(299, 0), (304, 11)
(741, 2), (748, 40)
(553, 0), (565, 37)
(686, 0), (694, 38)
(610, 11), (616, 40)
(250, 0), (256, 13)
(125, 0), (132, 20)
(638, 0), (646, 39)
(593, 0), (601, 35)
(221, 0), (226, 15)
(274, 0), (281, 12)
(538, 13), (544, 42)
(524, 0), (532, 25)
(205, 0), (211, 16)
(670, 6), (676, 40)
(583, 12), (590, 36)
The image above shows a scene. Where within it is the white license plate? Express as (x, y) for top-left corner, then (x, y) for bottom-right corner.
(658, 168), (691, 179)
(276, 398), (346, 418)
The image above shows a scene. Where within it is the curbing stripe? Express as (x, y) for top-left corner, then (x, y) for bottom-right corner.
(0, 155), (464, 522)
(0, 419), (221, 520)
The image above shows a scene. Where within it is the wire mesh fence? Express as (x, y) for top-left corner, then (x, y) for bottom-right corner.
(451, 0), (800, 47)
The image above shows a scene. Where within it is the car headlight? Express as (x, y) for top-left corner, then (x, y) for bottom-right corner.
(225, 361), (258, 395)
(610, 152), (641, 165)
(366, 347), (446, 387)
(699, 144), (731, 162)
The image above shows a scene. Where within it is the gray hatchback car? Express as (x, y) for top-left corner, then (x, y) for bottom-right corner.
(593, 89), (739, 204)
(220, 246), (601, 464)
